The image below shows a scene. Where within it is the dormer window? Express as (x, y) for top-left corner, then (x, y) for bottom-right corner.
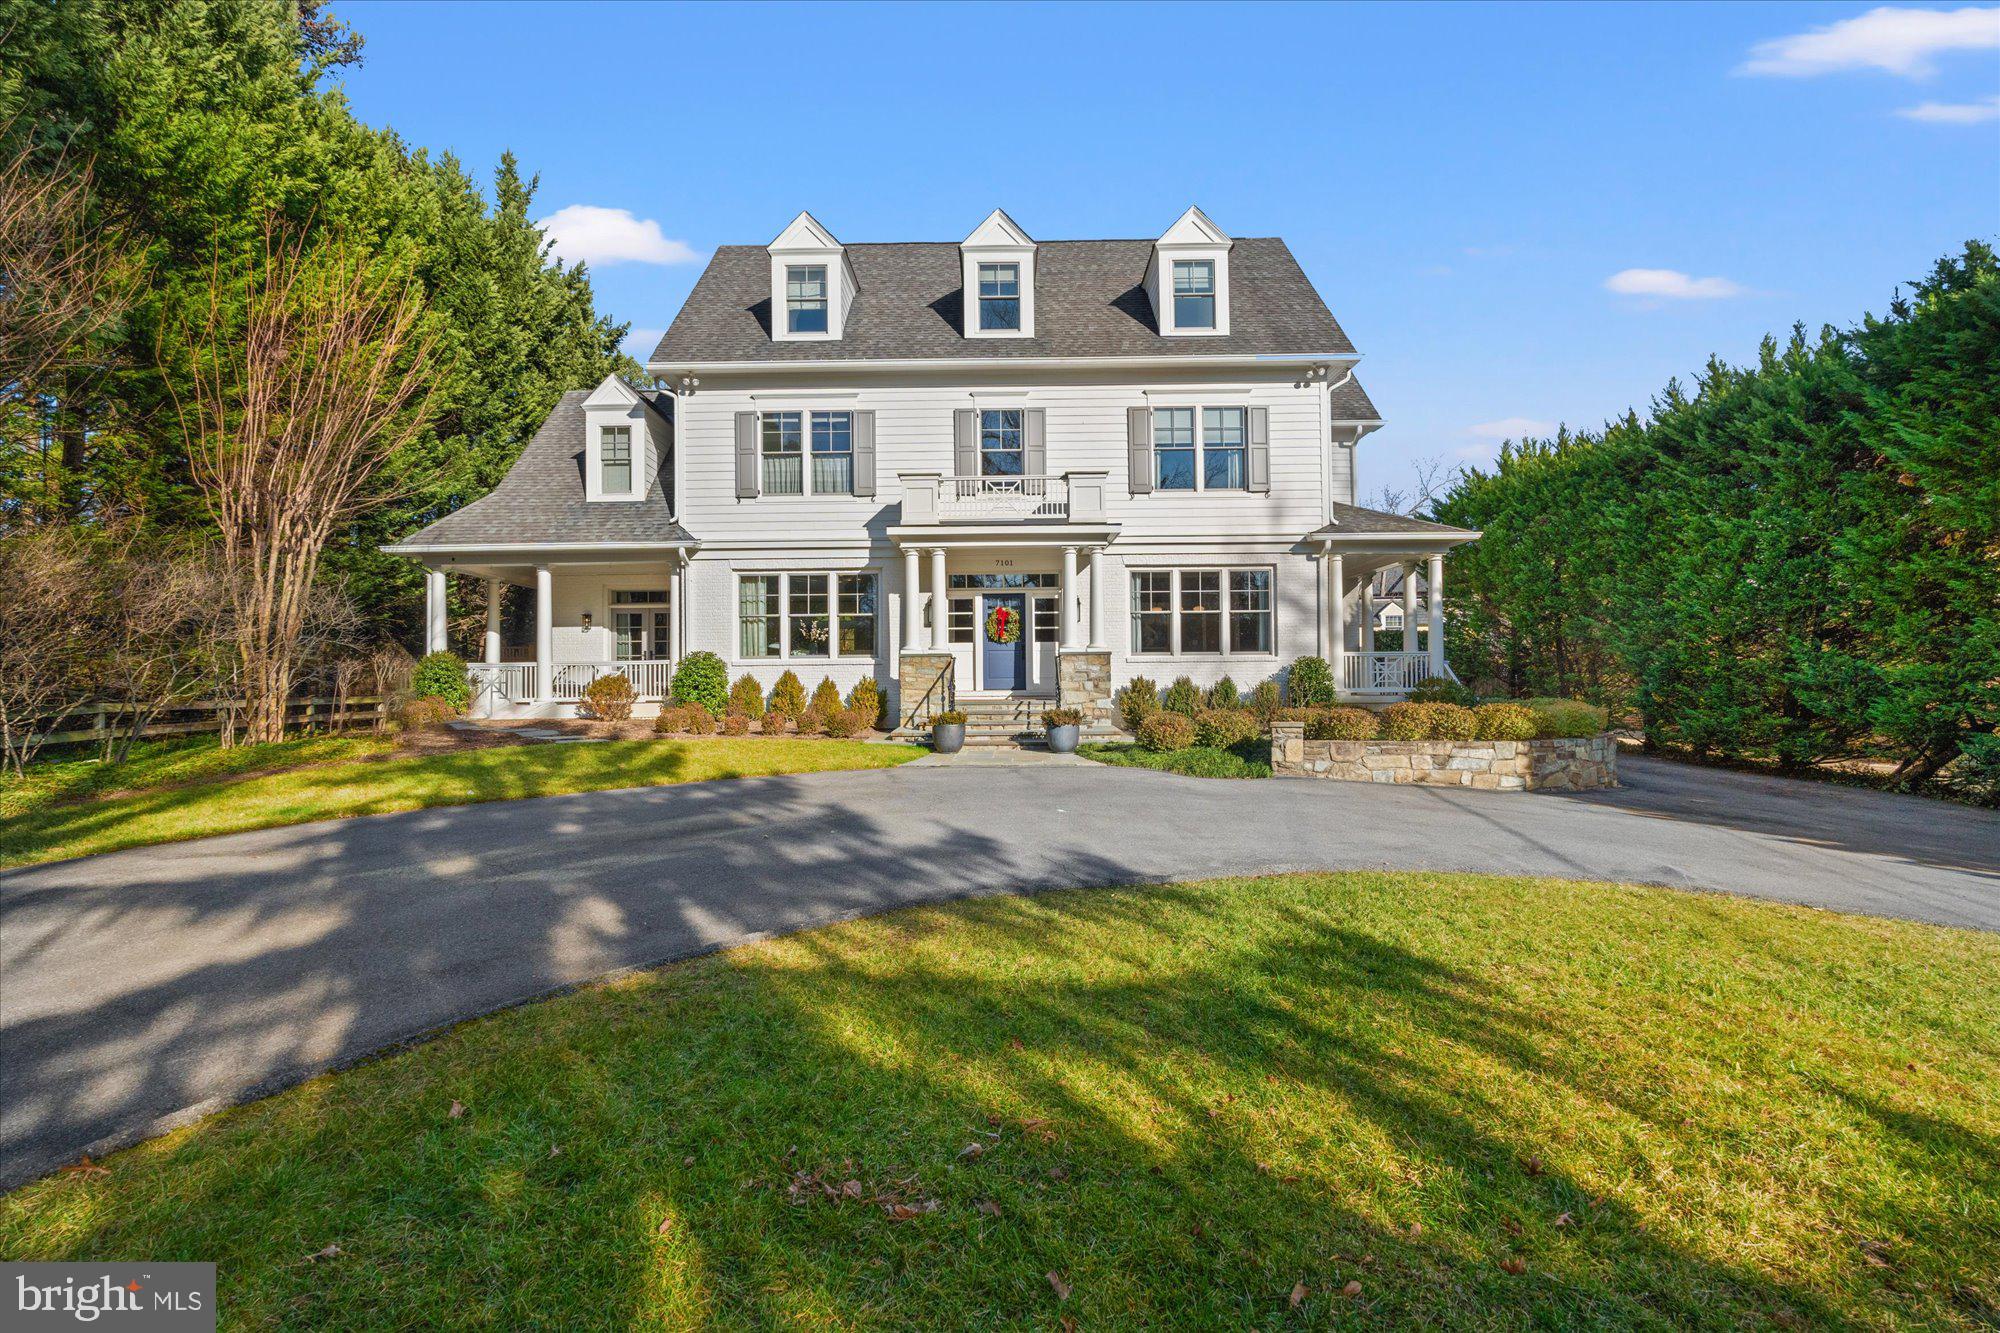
(600, 426), (633, 494)
(785, 265), (828, 333)
(978, 263), (1021, 330)
(1173, 261), (1216, 330)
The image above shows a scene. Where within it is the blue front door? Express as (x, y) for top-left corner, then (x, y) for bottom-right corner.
(982, 594), (1026, 691)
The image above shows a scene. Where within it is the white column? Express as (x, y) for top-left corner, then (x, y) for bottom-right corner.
(928, 547), (949, 651)
(903, 546), (924, 651)
(424, 568), (447, 655)
(1427, 553), (1446, 677)
(482, 579), (501, 664)
(1087, 546), (1106, 650)
(534, 565), (554, 700)
(668, 556), (684, 662)
(1360, 579), (1376, 653)
(1402, 561), (1420, 652)
(1059, 545), (1081, 649)
(1328, 550), (1346, 697)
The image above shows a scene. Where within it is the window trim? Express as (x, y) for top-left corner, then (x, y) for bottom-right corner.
(1150, 403), (1253, 493)
(599, 425), (634, 496)
(1172, 259), (1217, 330)
(1127, 565), (1278, 659)
(733, 569), (880, 663)
(785, 264), (829, 334)
(758, 409), (857, 497)
(977, 261), (1021, 331)
(607, 586), (672, 661)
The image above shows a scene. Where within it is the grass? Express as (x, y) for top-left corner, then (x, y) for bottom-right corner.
(0, 735), (920, 868)
(5, 872), (1994, 1329)
(1081, 739), (1272, 778)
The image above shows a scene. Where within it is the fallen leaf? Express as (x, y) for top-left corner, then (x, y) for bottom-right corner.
(842, 1180), (864, 1200)
(548, 1144), (562, 1158)
(977, 1199), (1003, 1217)
(1342, 1279), (1363, 1297)
(1256, 1161), (1272, 1174)
(1289, 1280), (1308, 1308)
(683, 1156), (695, 1166)
(1281, 1174), (1302, 1184)
(1408, 1221), (1422, 1237)
(447, 1100), (466, 1119)
(655, 1218), (674, 1235)
(1047, 1271), (1072, 1301)
(1060, 1318), (1077, 1333)
(1500, 1257), (1528, 1276)
(1019, 1117), (1050, 1132)
(1047, 1165), (1068, 1181)
(59, 1156), (109, 1180)
(957, 1142), (986, 1161)
(1523, 1156), (1544, 1176)
(884, 1200), (938, 1220)
(1554, 1211), (1573, 1228)
(1007, 1038), (1024, 1051)
(306, 1244), (341, 1263)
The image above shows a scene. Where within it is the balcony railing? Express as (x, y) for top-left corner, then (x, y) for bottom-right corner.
(1340, 652), (1437, 694)
(899, 470), (1108, 524)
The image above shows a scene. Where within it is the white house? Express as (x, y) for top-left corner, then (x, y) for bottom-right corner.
(385, 208), (1478, 728)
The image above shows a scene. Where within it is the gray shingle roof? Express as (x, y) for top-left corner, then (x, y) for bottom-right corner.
(651, 237), (1356, 365)
(388, 391), (694, 550)
(1307, 503), (1478, 539)
(1329, 376), (1380, 421)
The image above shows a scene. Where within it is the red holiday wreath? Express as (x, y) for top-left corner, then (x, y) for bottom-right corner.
(985, 604), (1023, 644)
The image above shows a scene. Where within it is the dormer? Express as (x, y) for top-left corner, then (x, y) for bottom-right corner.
(1146, 206), (1233, 337)
(767, 211), (856, 342)
(960, 208), (1036, 339)
(581, 374), (659, 503)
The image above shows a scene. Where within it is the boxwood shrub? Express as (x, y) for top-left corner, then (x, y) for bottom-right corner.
(1162, 676), (1202, 716)
(1118, 677), (1160, 730)
(1305, 706), (1379, 741)
(1473, 702), (1538, 741)
(1193, 707), (1259, 748)
(411, 651), (470, 710)
(1287, 656), (1335, 707)
(729, 673), (766, 720)
(1137, 712), (1197, 752)
(670, 651), (729, 716)
(1524, 698), (1608, 738)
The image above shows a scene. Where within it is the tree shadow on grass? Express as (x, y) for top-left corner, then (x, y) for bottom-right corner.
(9, 873), (1983, 1327)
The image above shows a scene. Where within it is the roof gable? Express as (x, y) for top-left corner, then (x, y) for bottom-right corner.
(768, 210), (842, 253)
(1157, 205), (1232, 249)
(962, 208), (1035, 248)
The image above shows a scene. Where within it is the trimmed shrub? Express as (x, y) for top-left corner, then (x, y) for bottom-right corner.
(1163, 676), (1202, 716)
(847, 676), (884, 728)
(1136, 711), (1197, 752)
(1287, 656), (1335, 707)
(821, 706), (866, 738)
(1410, 675), (1476, 707)
(652, 703), (691, 735)
(581, 671), (635, 721)
(670, 651), (729, 717)
(1118, 677), (1160, 731)
(1247, 679), (1282, 723)
(1306, 707), (1379, 741)
(1380, 702), (1431, 741)
(1427, 702), (1480, 741)
(1043, 707), (1083, 729)
(411, 651), (471, 710)
(720, 710), (752, 736)
(1473, 702), (1538, 742)
(397, 695), (459, 731)
(1193, 708), (1259, 749)
(1206, 676), (1241, 710)
(795, 707), (827, 736)
(932, 710), (967, 726)
(1524, 698), (1608, 738)
(682, 703), (718, 736)
(809, 677), (843, 719)
(729, 674), (767, 720)
(767, 670), (808, 722)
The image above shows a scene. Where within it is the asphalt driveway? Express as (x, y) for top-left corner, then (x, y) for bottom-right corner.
(2, 754), (1994, 1188)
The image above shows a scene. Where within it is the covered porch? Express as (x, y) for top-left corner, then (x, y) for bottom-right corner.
(1309, 509), (1480, 702)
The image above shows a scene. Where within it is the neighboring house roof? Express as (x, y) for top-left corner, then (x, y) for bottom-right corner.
(388, 390), (694, 550)
(1329, 376), (1380, 422)
(651, 237), (1357, 365)
(1307, 503), (1479, 539)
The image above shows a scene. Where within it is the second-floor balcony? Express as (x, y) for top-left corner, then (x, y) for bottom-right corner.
(898, 470), (1108, 525)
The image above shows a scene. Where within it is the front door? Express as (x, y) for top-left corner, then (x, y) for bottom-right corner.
(982, 593), (1027, 692)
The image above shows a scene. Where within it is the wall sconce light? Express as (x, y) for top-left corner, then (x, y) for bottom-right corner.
(580, 612), (592, 630)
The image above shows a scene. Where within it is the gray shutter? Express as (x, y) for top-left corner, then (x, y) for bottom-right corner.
(953, 409), (977, 478)
(734, 412), (759, 498)
(851, 410), (876, 497)
(1023, 409), (1046, 476)
(1248, 406), (1270, 493)
(1126, 406), (1152, 494)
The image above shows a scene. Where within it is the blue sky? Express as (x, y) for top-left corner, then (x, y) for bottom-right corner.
(336, 1), (1999, 504)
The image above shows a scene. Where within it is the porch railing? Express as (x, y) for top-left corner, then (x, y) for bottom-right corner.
(1341, 652), (1437, 694)
(468, 663), (537, 707)
(545, 660), (675, 703)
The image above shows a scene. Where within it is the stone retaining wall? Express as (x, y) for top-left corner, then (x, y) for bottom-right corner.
(1269, 723), (1617, 790)
(1056, 650), (1114, 730)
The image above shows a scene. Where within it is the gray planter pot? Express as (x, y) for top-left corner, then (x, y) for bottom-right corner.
(1045, 723), (1080, 754)
(931, 722), (965, 754)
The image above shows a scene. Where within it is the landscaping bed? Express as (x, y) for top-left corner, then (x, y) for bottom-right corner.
(1079, 740), (1271, 779)
(3, 871), (1992, 1327)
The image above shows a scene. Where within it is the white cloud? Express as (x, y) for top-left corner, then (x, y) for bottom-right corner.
(1896, 92), (2000, 121)
(1739, 5), (2000, 78)
(1604, 268), (1747, 300)
(537, 205), (699, 267)
(1466, 417), (1556, 442)
(620, 327), (666, 358)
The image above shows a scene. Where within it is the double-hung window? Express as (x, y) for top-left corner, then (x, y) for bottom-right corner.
(1172, 260), (1215, 329)
(761, 412), (803, 495)
(610, 589), (670, 660)
(1152, 408), (1195, 490)
(786, 265), (828, 333)
(737, 571), (878, 660)
(1130, 568), (1276, 656)
(978, 262), (1020, 330)
(600, 426), (633, 495)
(980, 409), (1023, 476)
(810, 411), (853, 494)
(1203, 407), (1247, 490)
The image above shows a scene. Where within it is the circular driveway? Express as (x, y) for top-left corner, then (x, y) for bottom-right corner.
(2, 754), (1994, 1188)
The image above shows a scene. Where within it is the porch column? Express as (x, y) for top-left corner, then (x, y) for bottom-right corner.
(1327, 549), (1346, 696)
(1401, 561), (1419, 650)
(1087, 546), (1106, 650)
(482, 579), (502, 664)
(903, 546), (924, 651)
(1360, 579), (1376, 653)
(1059, 545), (1082, 649)
(928, 547), (949, 651)
(424, 568), (447, 655)
(534, 564), (554, 701)
(668, 555), (684, 662)
(1427, 553), (1446, 677)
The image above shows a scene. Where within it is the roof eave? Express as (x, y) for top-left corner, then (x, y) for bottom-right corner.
(649, 351), (1360, 377)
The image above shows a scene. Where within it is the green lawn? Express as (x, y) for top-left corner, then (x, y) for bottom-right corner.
(0, 736), (920, 868)
(5, 872), (1993, 1329)
(1081, 739), (1272, 778)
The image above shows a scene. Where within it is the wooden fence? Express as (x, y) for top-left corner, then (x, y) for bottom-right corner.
(28, 696), (389, 748)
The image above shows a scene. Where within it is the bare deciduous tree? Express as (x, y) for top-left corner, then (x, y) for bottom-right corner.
(96, 534), (235, 762)
(0, 138), (130, 413)
(1367, 454), (1458, 518)
(0, 525), (105, 775)
(174, 224), (440, 744)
